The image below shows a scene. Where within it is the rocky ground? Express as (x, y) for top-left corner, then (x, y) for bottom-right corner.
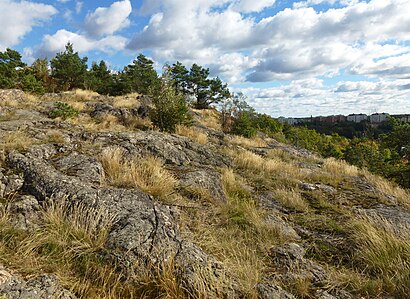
(0, 89), (409, 298)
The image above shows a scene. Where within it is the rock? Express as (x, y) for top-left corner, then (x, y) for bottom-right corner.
(178, 168), (226, 202)
(0, 89), (26, 104)
(270, 243), (306, 265)
(8, 152), (232, 296)
(300, 182), (337, 193)
(1, 173), (24, 195)
(8, 195), (41, 230)
(27, 144), (58, 160)
(0, 270), (77, 299)
(257, 282), (295, 299)
(90, 131), (229, 167)
(52, 152), (105, 185)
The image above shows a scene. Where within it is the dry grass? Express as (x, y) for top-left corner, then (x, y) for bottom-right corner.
(0, 200), (138, 298)
(362, 171), (410, 210)
(180, 168), (291, 296)
(192, 109), (222, 131)
(176, 125), (208, 145)
(72, 89), (99, 101)
(350, 217), (410, 297)
(228, 135), (267, 148)
(99, 147), (177, 198)
(322, 158), (359, 177)
(0, 130), (35, 152)
(122, 115), (153, 130)
(112, 93), (140, 109)
(271, 187), (309, 212)
(68, 114), (127, 132)
(266, 148), (294, 162)
(45, 130), (66, 144)
(226, 148), (305, 180)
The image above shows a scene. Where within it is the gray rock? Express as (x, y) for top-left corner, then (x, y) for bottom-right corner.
(270, 243), (306, 265)
(257, 283), (295, 299)
(178, 168), (226, 202)
(90, 131), (229, 167)
(300, 182), (337, 193)
(0, 271), (77, 299)
(8, 152), (232, 296)
(1, 173), (24, 195)
(52, 152), (105, 185)
(8, 195), (41, 230)
(27, 144), (58, 160)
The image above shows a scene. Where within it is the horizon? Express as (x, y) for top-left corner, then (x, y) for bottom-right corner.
(1, 0), (410, 117)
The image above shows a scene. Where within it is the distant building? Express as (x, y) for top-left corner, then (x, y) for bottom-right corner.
(393, 114), (410, 123)
(278, 117), (300, 125)
(369, 113), (389, 124)
(347, 113), (368, 123)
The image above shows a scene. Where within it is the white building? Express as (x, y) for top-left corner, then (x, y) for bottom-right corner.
(347, 113), (368, 123)
(369, 113), (389, 124)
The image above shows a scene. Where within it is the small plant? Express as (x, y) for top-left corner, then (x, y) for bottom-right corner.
(49, 102), (79, 119)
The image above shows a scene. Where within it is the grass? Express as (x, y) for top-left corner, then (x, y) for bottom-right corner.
(362, 170), (410, 210)
(228, 135), (267, 148)
(0, 130), (35, 152)
(179, 168), (292, 297)
(99, 147), (177, 198)
(176, 125), (208, 145)
(192, 109), (222, 131)
(271, 187), (309, 212)
(112, 93), (140, 109)
(322, 158), (359, 177)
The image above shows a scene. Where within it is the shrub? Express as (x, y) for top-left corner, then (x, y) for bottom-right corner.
(149, 81), (192, 133)
(49, 102), (79, 120)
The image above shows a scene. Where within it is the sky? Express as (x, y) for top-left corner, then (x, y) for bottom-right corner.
(1, 0), (410, 117)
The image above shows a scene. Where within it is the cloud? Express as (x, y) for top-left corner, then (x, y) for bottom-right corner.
(230, 0), (276, 13)
(76, 1), (83, 14)
(84, 0), (132, 37)
(0, 0), (57, 51)
(37, 29), (127, 58)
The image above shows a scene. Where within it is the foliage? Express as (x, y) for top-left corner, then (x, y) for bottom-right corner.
(124, 54), (160, 94)
(149, 80), (192, 133)
(49, 102), (79, 120)
(86, 60), (112, 94)
(50, 43), (88, 91)
(0, 48), (25, 88)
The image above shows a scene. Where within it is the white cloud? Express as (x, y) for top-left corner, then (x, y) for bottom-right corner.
(84, 0), (132, 37)
(37, 29), (127, 58)
(76, 1), (83, 14)
(0, 0), (57, 51)
(230, 0), (276, 13)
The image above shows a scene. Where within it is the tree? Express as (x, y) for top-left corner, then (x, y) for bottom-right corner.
(124, 54), (159, 94)
(0, 48), (25, 88)
(50, 43), (88, 91)
(86, 60), (112, 94)
(167, 61), (189, 94)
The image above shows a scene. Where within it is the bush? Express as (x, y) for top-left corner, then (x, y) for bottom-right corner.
(149, 81), (192, 132)
(49, 102), (79, 120)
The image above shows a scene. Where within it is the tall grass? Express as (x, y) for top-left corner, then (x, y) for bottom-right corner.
(99, 147), (177, 198)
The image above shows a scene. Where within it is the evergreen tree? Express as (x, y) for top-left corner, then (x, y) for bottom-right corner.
(0, 48), (25, 88)
(86, 60), (112, 94)
(50, 43), (88, 91)
(124, 54), (159, 94)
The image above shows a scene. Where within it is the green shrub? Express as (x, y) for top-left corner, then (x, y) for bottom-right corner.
(49, 102), (79, 120)
(149, 81), (192, 133)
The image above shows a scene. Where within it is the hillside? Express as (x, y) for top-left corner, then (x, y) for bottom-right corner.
(0, 89), (409, 299)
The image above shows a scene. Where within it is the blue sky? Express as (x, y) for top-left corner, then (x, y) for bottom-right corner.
(1, 0), (410, 117)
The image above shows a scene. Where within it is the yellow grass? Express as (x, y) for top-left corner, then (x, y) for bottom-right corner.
(45, 130), (66, 144)
(351, 217), (410, 296)
(176, 125), (208, 145)
(228, 135), (267, 148)
(192, 109), (222, 131)
(112, 93), (140, 109)
(69, 114), (127, 132)
(362, 171), (410, 209)
(272, 187), (309, 212)
(99, 147), (177, 198)
(322, 157), (359, 177)
(0, 130), (35, 152)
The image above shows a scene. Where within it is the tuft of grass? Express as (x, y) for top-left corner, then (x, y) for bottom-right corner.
(228, 135), (267, 148)
(192, 108), (222, 131)
(112, 94), (140, 109)
(351, 217), (410, 297)
(45, 130), (66, 144)
(322, 158), (359, 177)
(0, 130), (35, 152)
(100, 147), (177, 198)
(176, 125), (208, 145)
(271, 187), (309, 212)
(362, 171), (410, 210)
